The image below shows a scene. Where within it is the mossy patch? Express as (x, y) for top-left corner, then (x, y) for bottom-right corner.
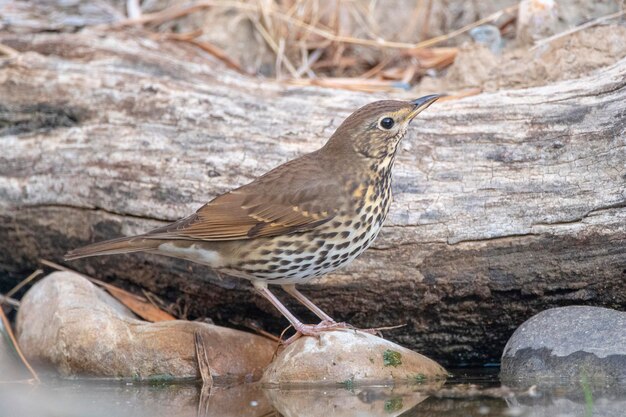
(146, 373), (175, 384)
(384, 397), (403, 412)
(413, 373), (426, 382)
(581, 373), (593, 417)
(383, 349), (402, 367)
(340, 375), (355, 391)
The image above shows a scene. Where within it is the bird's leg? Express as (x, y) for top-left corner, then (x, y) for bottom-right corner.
(281, 284), (336, 324)
(281, 285), (378, 336)
(253, 282), (347, 344)
(253, 281), (306, 332)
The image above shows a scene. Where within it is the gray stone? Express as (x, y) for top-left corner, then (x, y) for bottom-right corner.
(262, 330), (447, 386)
(501, 306), (626, 382)
(16, 272), (276, 381)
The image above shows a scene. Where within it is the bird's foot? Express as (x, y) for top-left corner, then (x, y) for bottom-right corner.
(281, 320), (351, 345)
(316, 320), (382, 335)
(317, 321), (405, 337)
(317, 321), (380, 334)
(281, 321), (401, 344)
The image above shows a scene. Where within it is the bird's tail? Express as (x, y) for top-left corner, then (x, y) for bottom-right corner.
(64, 235), (162, 261)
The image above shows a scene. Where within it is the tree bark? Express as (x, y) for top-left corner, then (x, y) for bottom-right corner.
(1, 29), (625, 366)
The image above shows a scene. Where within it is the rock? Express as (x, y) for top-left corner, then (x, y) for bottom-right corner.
(16, 272), (276, 381)
(500, 306), (626, 382)
(469, 25), (503, 54)
(516, 0), (558, 45)
(262, 330), (447, 385)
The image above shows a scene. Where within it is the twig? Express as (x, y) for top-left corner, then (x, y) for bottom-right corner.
(141, 289), (178, 318)
(401, 64), (417, 85)
(288, 77), (401, 93)
(153, 29), (204, 41)
(188, 40), (247, 73)
(0, 295), (20, 308)
(196, 382), (212, 417)
(420, 0), (434, 41)
(249, 14), (299, 78)
(275, 37), (286, 80)
(257, 0), (274, 33)
(150, 29), (246, 73)
(0, 43), (18, 57)
(126, 0), (142, 19)
(0, 307), (40, 382)
(365, 323), (407, 331)
(498, 14), (517, 34)
(359, 55), (392, 79)
(40, 258), (86, 274)
(531, 9), (626, 50)
(402, 46), (458, 70)
(0, 379), (38, 384)
(194, 331), (214, 386)
(194, 331), (221, 417)
(273, 325), (293, 357)
(348, 2), (380, 41)
(1, 269), (43, 304)
(399, 0), (425, 41)
(404, 5), (518, 51)
(295, 45), (321, 78)
(242, 320), (281, 343)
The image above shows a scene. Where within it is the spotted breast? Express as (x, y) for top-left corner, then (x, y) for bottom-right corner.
(217, 166), (394, 284)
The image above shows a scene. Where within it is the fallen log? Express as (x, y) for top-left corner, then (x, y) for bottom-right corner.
(1, 30), (624, 365)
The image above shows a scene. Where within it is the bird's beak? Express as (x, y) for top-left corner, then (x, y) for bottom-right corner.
(407, 94), (442, 120)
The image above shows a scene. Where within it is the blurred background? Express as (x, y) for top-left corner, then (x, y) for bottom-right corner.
(3, 0), (625, 93)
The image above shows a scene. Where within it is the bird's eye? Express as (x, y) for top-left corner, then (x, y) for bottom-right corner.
(379, 117), (395, 130)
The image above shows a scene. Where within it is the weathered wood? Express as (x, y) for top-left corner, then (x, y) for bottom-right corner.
(1, 29), (625, 365)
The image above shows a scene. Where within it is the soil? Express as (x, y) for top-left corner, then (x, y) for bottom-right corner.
(418, 24), (626, 94)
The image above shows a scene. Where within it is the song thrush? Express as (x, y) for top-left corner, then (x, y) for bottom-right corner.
(65, 94), (441, 340)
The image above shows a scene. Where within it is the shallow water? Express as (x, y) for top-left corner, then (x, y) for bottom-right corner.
(1, 368), (624, 417)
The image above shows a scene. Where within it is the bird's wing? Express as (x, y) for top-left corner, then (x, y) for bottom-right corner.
(147, 155), (342, 241)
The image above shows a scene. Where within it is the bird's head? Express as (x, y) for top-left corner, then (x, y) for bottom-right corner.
(325, 95), (441, 161)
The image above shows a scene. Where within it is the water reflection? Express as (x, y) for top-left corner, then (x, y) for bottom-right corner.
(506, 380), (626, 417)
(1, 376), (625, 417)
(265, 384), (437, 417)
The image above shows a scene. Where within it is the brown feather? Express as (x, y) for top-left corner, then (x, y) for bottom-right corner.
(64, 236), (163, 260)
(144, 151), (347, 241)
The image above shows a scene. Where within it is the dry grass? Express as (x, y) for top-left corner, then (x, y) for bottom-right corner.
(116, 0), (518, 92)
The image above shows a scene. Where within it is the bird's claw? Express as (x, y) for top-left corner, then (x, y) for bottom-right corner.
(281, 321), (379, 345)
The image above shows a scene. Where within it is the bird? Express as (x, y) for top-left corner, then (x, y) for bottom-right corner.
(65, 95), (441, 341)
